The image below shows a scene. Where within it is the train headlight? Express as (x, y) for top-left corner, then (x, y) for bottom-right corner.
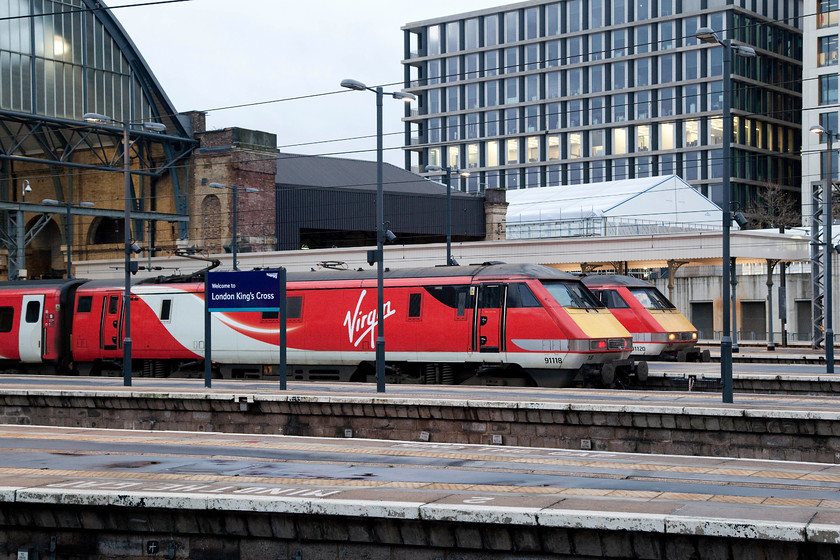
(668, 333), (677, 341)
(691, 332), (698, 340)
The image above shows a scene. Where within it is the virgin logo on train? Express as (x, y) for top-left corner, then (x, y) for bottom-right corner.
(343, 289), (396, 348)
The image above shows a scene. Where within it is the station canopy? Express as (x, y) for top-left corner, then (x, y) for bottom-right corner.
(506, 175), (725, 239)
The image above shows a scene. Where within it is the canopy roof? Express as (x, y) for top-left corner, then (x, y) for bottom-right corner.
(506, 175), (723, 228)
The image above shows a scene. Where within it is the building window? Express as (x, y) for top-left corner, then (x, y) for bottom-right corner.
(487, 141), (499, 166)
(525, 105), (540, 132)
(427, 25), (441, 56)
(485, 81), (499, 107)
(547, 135), (560, 160)
(685, 120), (700, 147)
(547, 103), (561, 129)
(568, 68), (583, 95)
(506, 138), (519, 164)
(527, 136), (540, 162)
(567, 0), (582, 32)
(636, 156), (652, 178)
(659, 21), (675, 50)
(684, 151), (700, 181)
(613, 0), (627, 25)
(684, 51), (699, 80)
(568, 100), (583, 127)
(465, 54), (480, 79)
(525, 6), (540, 38)
(505, 108), (519, 134)
(448, 145), (459, 167)
(636, 91), (651, 120)
(568, 36), (583, 64)
(613, 62), (628, 90)
(465, 84), (479, 109)
(819, 36), (839, 67)
(819, 112), (839, 143)
(660, 154), (676, 175)
(446, 87), (460, 112)
(613, 29), (628, 58)
(660, 122), (675, 150)
(486, 111), (500, 136)
(546, 72), (561, 98)
(819, 0), (839, 28)
(465, 18), (480, 49)
(485, 14), (499, 46)
(467, 143), (480, 168)
(505, 168), (520, 189)
(659, 87), (675, 117)
(428, 147), (442, 167)
(446, 22), (460, 52)
(546, 3), (561, 35)
(428, 60), (441, 85)
(591, 33), (605, 61)
(636, 125), (651, 152)
(569, 132), (582, 158)
(613, 128), (628, 154)
(546, 40), (561, 67)
(505, 77), (519, 103)
(591, 64), (604, 93)
(569, 162), (583, 184)
(591, 160), (606, 182)
(820, 74), (839, 105)
(428, 118), (441, 143)
(525, 167), (541, 188)
(590, 0), (604, 28)
(636, 25), (650, 54)
(447, 115), (460, 141)
(614, 158), (629, 180)
(547, 164), (562, 185)
(636, 58), (651, 87)
(613, 94), (628, 122)
(525, 44), (540, 70)
(684, 85), (701, 113)
(485, 51), (500, 76)
(445, 57), (460, 82)
(591, 130), (605, 156)
(709, 82), (723, 111)
(660, 0), (673, 17)
(659, 54), (675, 83)
(504, 11), (519, 42)
(466, 113), (480, 139)
(504, 47), (519, 74)
(525, 75), (539, 101)
(428, 89), (441, 113)
(710, 117), (723, 144)
(590, 97), (604, 125)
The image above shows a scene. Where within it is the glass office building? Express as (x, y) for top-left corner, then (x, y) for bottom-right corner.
(402, 0), (803, 211)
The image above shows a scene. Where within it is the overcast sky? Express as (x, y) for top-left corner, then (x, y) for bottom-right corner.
(106, 0), (501, 167)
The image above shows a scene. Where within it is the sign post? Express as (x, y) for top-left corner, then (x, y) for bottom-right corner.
(205, 269), (287, 389)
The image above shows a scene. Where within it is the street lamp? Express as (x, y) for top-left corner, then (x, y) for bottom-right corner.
(83, 112), (166, 386)
(207, 183), (259, 270)
(809, 124), (836, 374)
(695, 27), (756, 403)
(42, 198), (95, 278)
(425, 164), (470, 266)
(340, 78), (416, 393)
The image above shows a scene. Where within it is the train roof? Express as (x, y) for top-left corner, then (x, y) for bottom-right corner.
(0, 278), (86, 292)
(580, 274), (654, 288)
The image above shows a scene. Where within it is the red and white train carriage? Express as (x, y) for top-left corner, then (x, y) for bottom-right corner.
(0, 263), (635, 387)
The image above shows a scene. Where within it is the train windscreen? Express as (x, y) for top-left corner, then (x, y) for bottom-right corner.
(542, 281), (602, 309)
(628, 287), (676, 310)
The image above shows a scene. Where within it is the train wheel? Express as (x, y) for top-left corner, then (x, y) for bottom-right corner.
(635, 361), (649, 383)
(676, 350), (688, 362)
(600, 363), (616, 387)
(700, 349), (711, 363)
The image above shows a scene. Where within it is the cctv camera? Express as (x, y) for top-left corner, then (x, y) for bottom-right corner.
(733, 212), (748, 228)
(384, 229), (397, 243)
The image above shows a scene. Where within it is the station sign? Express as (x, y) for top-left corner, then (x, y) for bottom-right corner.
(207, 270), (282, 312)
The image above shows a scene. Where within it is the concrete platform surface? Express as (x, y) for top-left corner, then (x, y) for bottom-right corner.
(2, 424), (840, 544)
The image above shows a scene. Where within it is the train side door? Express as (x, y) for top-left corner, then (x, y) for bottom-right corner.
(18, 295), (44, 362)
(475, 284), (505, 353)
(101, 294), (122, 351)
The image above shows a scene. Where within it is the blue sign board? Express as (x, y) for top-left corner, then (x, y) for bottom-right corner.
(207, 270), (282, 312)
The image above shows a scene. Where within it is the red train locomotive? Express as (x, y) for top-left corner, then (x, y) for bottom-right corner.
(581, 274), (710, 363)
(0, 264), (635, 387)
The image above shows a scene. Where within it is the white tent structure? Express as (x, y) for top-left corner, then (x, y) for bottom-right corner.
(506, 175), (726, 239)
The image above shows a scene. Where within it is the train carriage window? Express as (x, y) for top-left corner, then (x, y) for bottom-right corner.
(261, 296), (303, 321)
(0, 307), (13, 332)
(25, 301), (40, 323)
(160, 299), (172, 321)
(408, 293), (422, 319)
(506, 283), (542, 308)
(107, 296), (119, 315)
(77, 296), (93, 313)
(594, 289), (630, 309)
(457, 291), (467, 317)
(478, 285), (504, 308)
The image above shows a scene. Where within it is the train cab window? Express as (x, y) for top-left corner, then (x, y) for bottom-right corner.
(457, 291), (467, 317)
(160, 299), (172, 321)
(77, 296), (92, 313)
(595, 289), (630, 309)
(25, 301), (40, 323)
(506, 283), (542, 308)
(478, 285), (504, 308)
(0, 307), (13, 332)
(408, 293), (422, 319)
(542, 281), (602, 309)
(629, 287), (675, 310)
(107, 296), (119, 315)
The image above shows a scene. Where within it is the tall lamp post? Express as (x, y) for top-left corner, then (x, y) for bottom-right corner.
(695, 27), (756, 403)
(809, 124), (836, 374)
(208, 183), (259, 271)
(425, 164), (470, 266)
(83, 113), (166, 386)
(340, 78), (416, 393)
(42, 198), (95, 278)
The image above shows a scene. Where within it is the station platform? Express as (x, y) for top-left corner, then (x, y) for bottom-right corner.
(2, 424), (840, 558)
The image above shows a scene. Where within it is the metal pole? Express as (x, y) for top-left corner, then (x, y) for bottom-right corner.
(204, 271), (212, 388)
(279, 267), (287, 390)
(445, 167), (452, 266)
(65, 201), (72, 278)
(720, 41), (733, 403)
(375, 86), (386, 393)
(827, 133), (835, 373)
(731, 257), (739, 353)
(15, 208), (24, 279)
(232, 186), (239, 271)
(123, 120), (132, 386)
